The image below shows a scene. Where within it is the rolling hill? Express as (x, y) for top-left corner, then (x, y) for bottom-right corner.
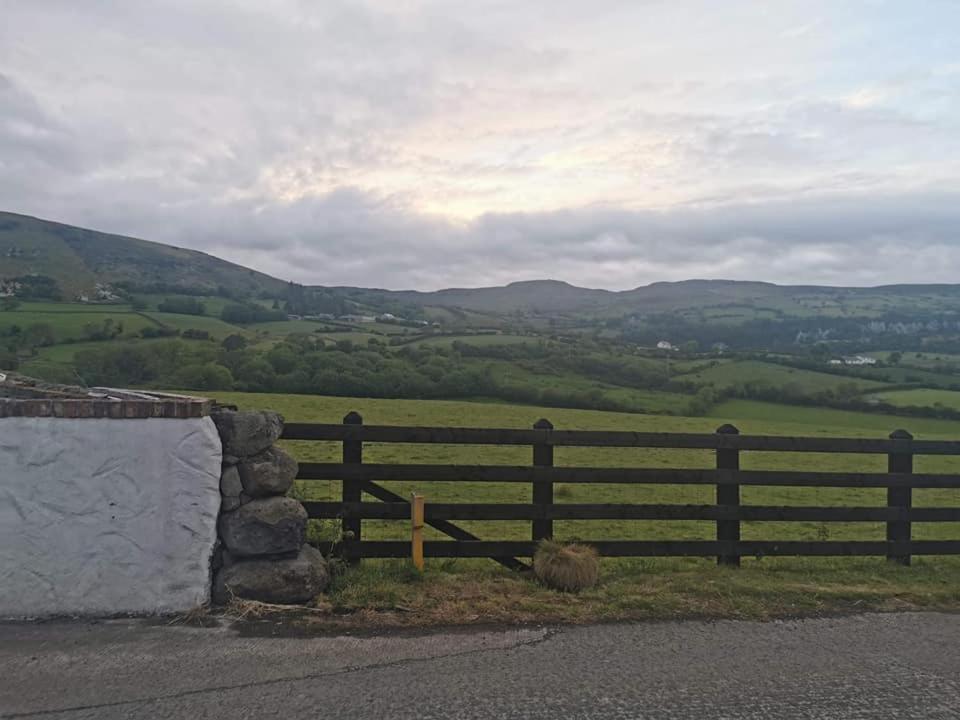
(5, 211), (960, 336)
(0, 211), (288, 299)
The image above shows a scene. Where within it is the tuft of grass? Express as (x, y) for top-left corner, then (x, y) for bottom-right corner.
(533, 540), (600, 592)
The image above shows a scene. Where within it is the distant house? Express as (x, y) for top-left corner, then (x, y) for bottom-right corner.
(0, 280), (22, 298)
(656, 340), (676, 351)
(94, 283), (120, 302)
(829, 359), (843, 365)
(841, 355), (877, 366)
(287, 314), (302, 321)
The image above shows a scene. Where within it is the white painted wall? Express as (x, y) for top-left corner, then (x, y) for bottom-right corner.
(0, 417), (222, 617)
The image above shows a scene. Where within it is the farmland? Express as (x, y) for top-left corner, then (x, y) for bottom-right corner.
(873, 389), (960, 412)
(210, 390), (960, 549)
(673, 359), (887, 393)
(194, 390), (960, 623)
(0, 306), (157, 342)
(7, 296), (960, 425)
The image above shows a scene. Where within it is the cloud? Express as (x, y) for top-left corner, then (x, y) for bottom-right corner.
(44, 186), (956, 291)
(1, 0), (959, 290)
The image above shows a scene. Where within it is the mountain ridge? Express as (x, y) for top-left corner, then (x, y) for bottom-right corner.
(4, 211), (960, 316)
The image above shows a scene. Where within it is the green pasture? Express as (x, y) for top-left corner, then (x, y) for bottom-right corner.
(144, 312), (243, 338)
(675, 360), (889, 392)
(873, 388), (960, 411)
(0, 308), (156, 342)
(405, 334), (542, 348)
(136, 294), (235, 316)
(207, 391), (960, 552)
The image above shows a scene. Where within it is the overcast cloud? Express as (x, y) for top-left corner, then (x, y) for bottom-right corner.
(2, 0), (959, 289)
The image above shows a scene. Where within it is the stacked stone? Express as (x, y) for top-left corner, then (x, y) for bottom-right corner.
(210, 410), (329, 605)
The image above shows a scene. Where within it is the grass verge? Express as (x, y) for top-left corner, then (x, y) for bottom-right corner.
(217, 556), (960, 630)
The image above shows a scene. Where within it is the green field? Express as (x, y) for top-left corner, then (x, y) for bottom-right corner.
(873, 389), (960, 411)
(137, 294), (236, 316)
(405, 333), (542, 348)
(675, 360), (889, 392)
(207, 391), (960, 552)
(0, 307), (156, 342)
(144, 312), (244, 339)
(248, 319), (334, 335)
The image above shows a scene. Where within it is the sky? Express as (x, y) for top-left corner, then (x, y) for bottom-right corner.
(2, 0), (959, 290)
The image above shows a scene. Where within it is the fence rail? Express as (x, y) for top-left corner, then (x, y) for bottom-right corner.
(281, 414), (960, 569)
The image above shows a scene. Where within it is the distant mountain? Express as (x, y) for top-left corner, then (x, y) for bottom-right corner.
(0, 212), (287, 299)
(386, 280), (615, 314)
(5, 212), (960, 326)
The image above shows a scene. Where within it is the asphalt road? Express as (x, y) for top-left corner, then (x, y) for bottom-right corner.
(3, 612), (960, 719)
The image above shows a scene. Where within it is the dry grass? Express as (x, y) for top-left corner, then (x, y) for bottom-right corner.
(533, 540), (600, 592)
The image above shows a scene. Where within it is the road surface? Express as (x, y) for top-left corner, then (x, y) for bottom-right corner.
(2, 612), (959, 719)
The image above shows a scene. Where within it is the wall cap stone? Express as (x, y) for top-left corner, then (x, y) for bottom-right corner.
(0, 374), (211, 418)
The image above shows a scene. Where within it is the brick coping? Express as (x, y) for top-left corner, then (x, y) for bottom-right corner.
(0, 376), (211, 418)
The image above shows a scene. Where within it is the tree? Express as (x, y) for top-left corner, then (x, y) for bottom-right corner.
(172, 362), (235, 391)
(22, 323), (55, 349)
(221, 334), (248, 352)
(158, 297), (206, 315)
(1, 297), (19, 311)
(888, 351), (903, 365)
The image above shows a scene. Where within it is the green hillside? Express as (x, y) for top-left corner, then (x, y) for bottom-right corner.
(0, 211), (288, 299)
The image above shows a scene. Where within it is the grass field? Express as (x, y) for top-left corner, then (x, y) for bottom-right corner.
(405, 333), (542, 348)
(0, 307), (156, 342)
(479, 358), (690, 414)
(207, 391), (960, 626)
(674, 360), (889, 392)
(211, 391), (960, 546)
(873, 388), (960, 411)
(247, 319), (335, 335)
(137, 294), (236, 316)
(144, 312), (244, 339)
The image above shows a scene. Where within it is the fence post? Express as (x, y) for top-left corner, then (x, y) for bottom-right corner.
(716, 424), (741, 567)
(887, 429), (913, 566)
(532, 418), (554, 543)
(411, 493), (425, 572)
(342, 411), (363, 566)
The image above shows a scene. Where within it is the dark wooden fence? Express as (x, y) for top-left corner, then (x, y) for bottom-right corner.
(282, 414), (960, 569)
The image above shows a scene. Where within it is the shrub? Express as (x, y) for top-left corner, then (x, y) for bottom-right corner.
(533, 540), (599, 592)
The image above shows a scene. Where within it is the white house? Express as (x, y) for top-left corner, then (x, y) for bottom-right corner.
(841, 355), (877, 366)
(656, 340), (676, 351)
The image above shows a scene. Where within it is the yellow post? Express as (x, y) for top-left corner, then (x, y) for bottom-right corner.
(411, 493), (425, 572)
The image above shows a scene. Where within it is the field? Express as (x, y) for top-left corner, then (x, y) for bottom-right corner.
(674, 359), (888, 392)
(211, 390), (960, 546)
(143, 312), (243, 339)
(873, 389), (960, 411)
(406, 333), (541, 348)
(137, 294), (236, 316)
(205, 390), (960, 625)
(0, 306), (157, 342)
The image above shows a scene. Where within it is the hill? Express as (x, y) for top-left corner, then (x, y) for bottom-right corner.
(6, 212), (960, 352)
(0, 211), (288, 299)
(387, 279), (614, 314)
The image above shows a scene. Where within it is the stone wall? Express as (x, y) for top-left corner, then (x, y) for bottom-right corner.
(211, 410), (329, 605)
(0, 374), (328, 617)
